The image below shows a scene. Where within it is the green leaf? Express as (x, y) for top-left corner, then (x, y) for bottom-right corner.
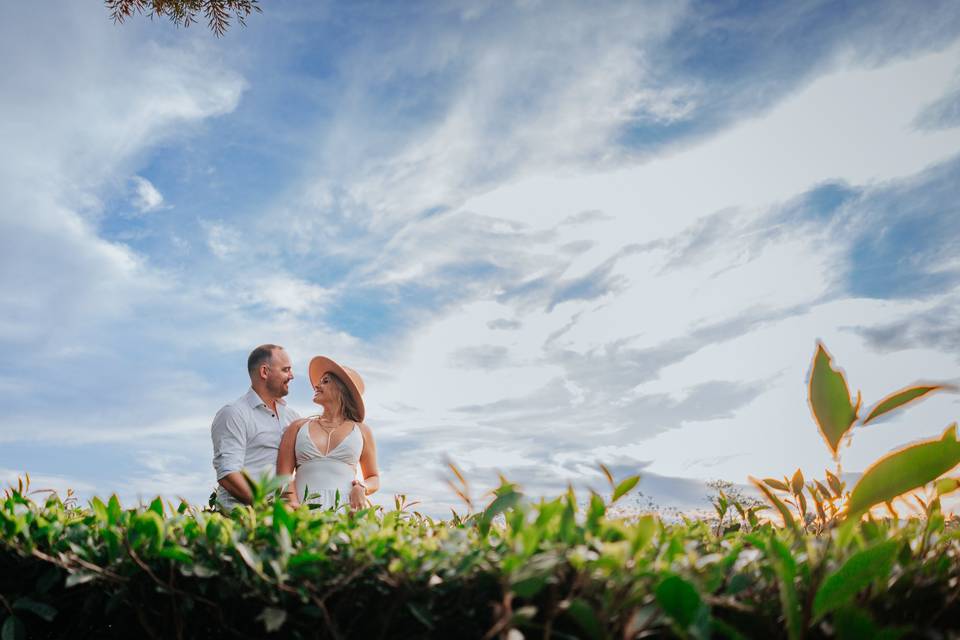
(711, 618), (749, 640)
(512, 575), (547, 598)
(90, 497), (107, 523)
(809, 343), (860, 456)
(813, 540), (899, 620)
(272, 498), (295, 535)
(831, 606), (907, 640)
(406, 602), (434, 630)
(750, 477), (796, 530)
(847, 423), (960, 517)
(129, 511), (164, 551)
(767, 536), (802, 640)
(566, 599), (605, 640)
(1, 616), (25, 640)
(586, 492), (605, 533)
(13, 597), (57, 622)
(479, 489), (522, 533)
(611, 475), (640, 503)
(257, 607), (287, 633)
(157, 546), (193, 563)
(655, 574), (706, 632)
(107, 494), (122, 524)
(233, 542), (262, 573)
(936, 477), (960, 497)
(863, 385), (949, 425)
(64, 572), (97, 587)
(832, 606), (875, 640)
(631, 514), (658, 555)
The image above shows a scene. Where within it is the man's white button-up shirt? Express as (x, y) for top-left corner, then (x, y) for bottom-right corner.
(211, 388), (301, 509)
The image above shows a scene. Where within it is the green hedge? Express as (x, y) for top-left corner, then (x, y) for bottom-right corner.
(2, 477), (960, 639)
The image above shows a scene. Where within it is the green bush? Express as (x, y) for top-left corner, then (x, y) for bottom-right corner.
(3, 471), (960, 639)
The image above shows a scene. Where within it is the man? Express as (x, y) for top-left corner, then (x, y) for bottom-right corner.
(211, 344), (301, 509)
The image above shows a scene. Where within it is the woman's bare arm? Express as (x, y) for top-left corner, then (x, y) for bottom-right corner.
(277, 419), (307, 505)
(357, 422), (380, 496)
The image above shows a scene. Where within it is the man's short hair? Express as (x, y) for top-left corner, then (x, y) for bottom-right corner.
(248, 344), (282, 377)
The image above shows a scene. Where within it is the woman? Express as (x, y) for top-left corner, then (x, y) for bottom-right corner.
(277, 356), (380, 509)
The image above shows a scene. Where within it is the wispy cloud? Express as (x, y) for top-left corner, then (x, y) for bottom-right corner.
(131, 176), (165, 213)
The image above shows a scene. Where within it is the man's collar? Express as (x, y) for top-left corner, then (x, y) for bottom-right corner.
(244, 388), (265, 409)
(245, 388), (286, 409)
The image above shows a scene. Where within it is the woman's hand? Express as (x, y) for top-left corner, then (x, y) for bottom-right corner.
(349, 482), (367, 510)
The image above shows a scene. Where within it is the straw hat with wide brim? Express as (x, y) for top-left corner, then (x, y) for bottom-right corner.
(308, 356), (365, 422)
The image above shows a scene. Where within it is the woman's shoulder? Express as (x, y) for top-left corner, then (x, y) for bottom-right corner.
(356, 421), (374, 437)
(282, 418), (311, 441)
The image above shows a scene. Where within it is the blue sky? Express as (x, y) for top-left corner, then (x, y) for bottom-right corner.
(2, 1), (960, 515)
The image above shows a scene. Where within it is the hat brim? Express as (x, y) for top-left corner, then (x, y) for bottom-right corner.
(308, 356), (365, 422)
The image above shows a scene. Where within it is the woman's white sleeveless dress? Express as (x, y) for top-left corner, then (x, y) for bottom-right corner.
(294, 422), (362, 508)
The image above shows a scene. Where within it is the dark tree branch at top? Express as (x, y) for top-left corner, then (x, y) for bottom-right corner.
(105, 0), (261, 37)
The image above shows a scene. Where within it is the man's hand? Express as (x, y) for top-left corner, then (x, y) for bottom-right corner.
(218, 472), (254, 505)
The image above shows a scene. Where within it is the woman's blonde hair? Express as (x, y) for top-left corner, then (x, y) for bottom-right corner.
(324, 372), (362, 422)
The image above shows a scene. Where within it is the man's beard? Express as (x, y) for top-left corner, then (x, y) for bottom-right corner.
(268, 379), (289, 398)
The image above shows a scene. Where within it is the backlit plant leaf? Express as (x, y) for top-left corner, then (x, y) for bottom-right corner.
(863, 385), (950, 425)
(826, 469), (844, 497)
(763, 478), (789, 492)
(631, 515), (658, 555)
(809, 343), (860, 456)
(790, 469), (804, 495)
(935, 477), (960, 497)
(479, 487), (522, 534)
(599, 463), (614, 489)
(612, 475), (640, 503)
(750, 477), (797, 530)
(847, 424), (960, 518)
(814, 480), (831, 500)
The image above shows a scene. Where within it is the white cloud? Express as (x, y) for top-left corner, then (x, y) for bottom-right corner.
(292, 1), (686, 231)
(131, 176), (164, 213)
(203, 220), (243, 259)
(0, 4), (246, 351)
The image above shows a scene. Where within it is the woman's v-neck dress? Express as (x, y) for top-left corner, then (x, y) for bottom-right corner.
(294, 422), (362, 508)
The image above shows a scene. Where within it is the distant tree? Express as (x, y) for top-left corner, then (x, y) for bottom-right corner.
(105, 0), (260, 37)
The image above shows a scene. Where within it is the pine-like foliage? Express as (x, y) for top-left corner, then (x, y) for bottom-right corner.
(105, 0), (260, 36)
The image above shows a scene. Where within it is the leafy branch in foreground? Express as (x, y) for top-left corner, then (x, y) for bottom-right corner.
(105, 0), (260, 36)
(752, 341), (956, 528)
(5, 468), (960, 639)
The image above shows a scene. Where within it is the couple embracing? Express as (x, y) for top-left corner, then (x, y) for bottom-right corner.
(210, 344), (380, 511)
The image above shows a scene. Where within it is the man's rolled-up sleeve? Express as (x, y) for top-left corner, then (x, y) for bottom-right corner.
(211, 406), (246, 480)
